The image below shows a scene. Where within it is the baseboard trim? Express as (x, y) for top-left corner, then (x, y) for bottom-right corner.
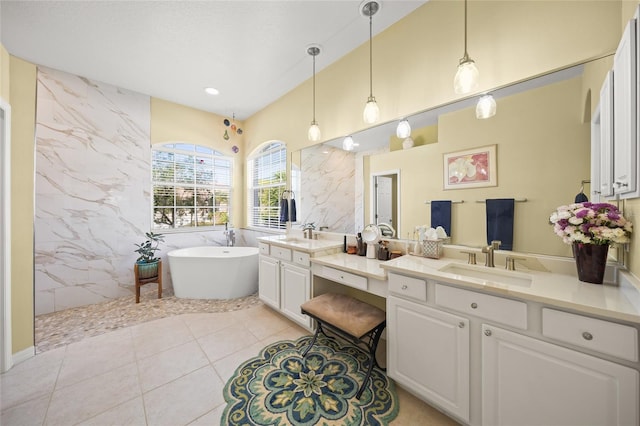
(12, 346), (35, 366)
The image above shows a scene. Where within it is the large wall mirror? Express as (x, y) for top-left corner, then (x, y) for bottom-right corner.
(293, 55), (620, 261)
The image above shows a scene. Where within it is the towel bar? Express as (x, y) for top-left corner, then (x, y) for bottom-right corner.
(476, 198), (527, 203)
(424, 200), (464, 204)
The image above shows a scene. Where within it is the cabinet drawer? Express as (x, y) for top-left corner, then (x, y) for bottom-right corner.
(293, 250), (310, 268)
(435, 284), (527, 329)
(542, 308), (638, 362)
(270, 246), (292, 262)
(321, 266), (367, 290)
(388, 273), (427, 302)
(258, 242), (270, 255)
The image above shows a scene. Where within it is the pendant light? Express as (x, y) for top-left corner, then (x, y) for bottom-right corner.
(454, 0), (479, 94)
(476, 94), (496, 119)
(396, 118), (411, 138)
(307, 44), (322, 142)
(361, 0), (381, 124)
(343, 135), (355, 151)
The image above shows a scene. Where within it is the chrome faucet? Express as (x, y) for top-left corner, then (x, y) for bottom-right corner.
(224, 222), (235, 247)
(482, 240), (501, 267)
(302, 223), (316, 239)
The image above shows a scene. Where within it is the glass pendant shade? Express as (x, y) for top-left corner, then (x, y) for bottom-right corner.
(454, 59), (479, 94)
(308, 121), (321, 141)
(343, 135), (355, 151)
(396, 119), (411, 138)
(363, 98), (380, 124)
(476, 94), (497, 119)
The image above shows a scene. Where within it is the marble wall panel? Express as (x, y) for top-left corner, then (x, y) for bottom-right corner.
(35, 67), (151, 315)
(300, 145), (356, 234)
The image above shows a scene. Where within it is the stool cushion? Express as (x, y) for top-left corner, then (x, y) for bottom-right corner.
(301, 293), (385, 338)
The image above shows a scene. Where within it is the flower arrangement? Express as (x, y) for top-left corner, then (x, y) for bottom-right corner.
(549, 202), (632, 245)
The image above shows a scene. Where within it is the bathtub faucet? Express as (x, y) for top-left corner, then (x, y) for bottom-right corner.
(224, 223), (235, 247)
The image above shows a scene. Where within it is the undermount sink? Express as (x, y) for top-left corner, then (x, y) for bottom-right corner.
(438, 263), (533, 287)
(281, 237), (305, 243)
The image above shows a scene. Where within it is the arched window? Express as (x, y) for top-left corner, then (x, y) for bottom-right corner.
(152, 143), (232, 230)
(247, 142), (287, 230)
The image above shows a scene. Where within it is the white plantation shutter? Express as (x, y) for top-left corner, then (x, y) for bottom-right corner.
(247, 142), (287, 230)
(152, 143), (232, 230)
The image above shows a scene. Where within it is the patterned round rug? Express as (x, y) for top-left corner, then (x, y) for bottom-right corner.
(222, 335), (399, 425)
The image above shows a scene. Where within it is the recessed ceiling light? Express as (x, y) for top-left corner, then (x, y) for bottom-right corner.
(204, 87), (219, 96)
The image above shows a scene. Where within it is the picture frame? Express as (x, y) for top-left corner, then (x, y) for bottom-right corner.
(443, 144), (497, 190)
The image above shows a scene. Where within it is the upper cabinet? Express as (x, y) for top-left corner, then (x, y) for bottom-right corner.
(613, 17), (638, 197)
(593, 8), (639, 200)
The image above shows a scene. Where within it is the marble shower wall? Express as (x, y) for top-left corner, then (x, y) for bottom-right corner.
(34, 67), (153, 315)
(300, 145), (356, 234)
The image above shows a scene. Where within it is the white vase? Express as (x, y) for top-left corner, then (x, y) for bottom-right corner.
(402, 137), (414, 150)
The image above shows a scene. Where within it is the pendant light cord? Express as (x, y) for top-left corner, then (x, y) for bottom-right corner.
(369, 12), (373, 98)
(463, 0), (469, 59)
(312, 53), (316, 121)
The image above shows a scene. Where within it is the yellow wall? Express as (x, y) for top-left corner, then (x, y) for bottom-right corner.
(242, 0), (640, 270)
(9, 56), (37, 353)
(1, 44), (9, 101)
(150, 98), (246, 228)
(244, 0), (621, 159)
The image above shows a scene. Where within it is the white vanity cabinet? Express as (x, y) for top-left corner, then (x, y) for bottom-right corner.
(387, 292), (470, 423)
(385, 270), (640, 426)
(482, 324), (639, 426)
(258, 242), (312, 329)
(258, 254), (280, 309)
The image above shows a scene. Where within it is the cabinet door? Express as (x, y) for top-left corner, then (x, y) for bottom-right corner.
(281, 263), (311, 328)
(482, 325), (639, 426)
(599, 71), (614, 198)
(258, 255), (280, 309)
(613, 18), (638, 197)
(387, 296), (470, 423)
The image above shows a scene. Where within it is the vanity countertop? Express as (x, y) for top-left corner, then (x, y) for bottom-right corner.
(310, 253), (387, 280)
(258, 235), (343, 253)
(380, 254), (640, 324)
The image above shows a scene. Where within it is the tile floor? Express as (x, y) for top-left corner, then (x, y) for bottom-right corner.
(1, 304), (458, 425)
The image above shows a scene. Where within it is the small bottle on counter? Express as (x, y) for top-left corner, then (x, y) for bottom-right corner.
(343, 235), (347, 253)
(357, 233), (366, 256)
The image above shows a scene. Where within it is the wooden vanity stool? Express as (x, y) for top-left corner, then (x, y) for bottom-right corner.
(300, 292), (386, 399)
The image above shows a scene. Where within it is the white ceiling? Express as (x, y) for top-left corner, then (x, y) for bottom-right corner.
(0, 0), (426, 120)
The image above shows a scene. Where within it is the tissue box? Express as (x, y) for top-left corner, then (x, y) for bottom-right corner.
(422, 239), (445, 259)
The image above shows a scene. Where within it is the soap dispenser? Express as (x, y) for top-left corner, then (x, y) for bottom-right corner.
(356, 233), (366, 256)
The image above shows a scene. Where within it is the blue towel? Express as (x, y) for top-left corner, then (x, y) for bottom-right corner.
(290, 198), (297, 222)
(486, 198), (514, 251)
(575, 192), (589, 203)
(279, 197), (288, 222)
(431, 200), (452, 237)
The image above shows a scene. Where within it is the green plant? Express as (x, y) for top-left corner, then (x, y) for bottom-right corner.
(134, 231), (165, 263)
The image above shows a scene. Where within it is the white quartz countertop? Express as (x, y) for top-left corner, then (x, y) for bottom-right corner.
(310, 253), (387, 280)
(258, 235), (343, 253)
(380, 254), (640, 324)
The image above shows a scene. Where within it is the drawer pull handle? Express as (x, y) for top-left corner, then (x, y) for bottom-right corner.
(484, 329), (492, 336)
(340, 275), (344, 280)
(458, 322), (465, 328)
(582, 331), (593, 341)
(471, 302), (478, 309)
(402, 285), (408, 290)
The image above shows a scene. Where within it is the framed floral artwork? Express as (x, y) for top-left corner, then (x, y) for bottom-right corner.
(443, 144), (497, 190)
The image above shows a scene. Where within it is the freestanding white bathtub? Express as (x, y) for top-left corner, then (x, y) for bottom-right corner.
(167, 246), (259, 299)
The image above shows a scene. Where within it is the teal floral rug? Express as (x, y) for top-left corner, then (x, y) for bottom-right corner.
(221, 335), (399, 425)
